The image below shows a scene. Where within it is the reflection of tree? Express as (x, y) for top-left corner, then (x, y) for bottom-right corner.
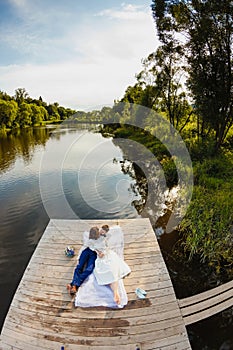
(0, 127), (51, 173)
(0, 123), (101, 173)
(112, 137), (170, 230)
(101, 116), (192, 235)
(115, 158), (148, 214)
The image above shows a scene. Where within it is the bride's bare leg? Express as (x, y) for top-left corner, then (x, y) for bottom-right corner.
(110, 281), (120, 304)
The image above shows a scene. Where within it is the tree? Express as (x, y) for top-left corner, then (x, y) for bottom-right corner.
(151, 0), (233, 148)
(30, 104), (48, 125)
(14, 88), (29, 105)
(135, 43), (192, 131)
(121, 84), (144, 104)
(99, 106), (112, 122)
(0, 88), (78, 130)
(57, 106), (75, 120)
(0, 100), (18, 128)
(17, 102), (32, 127)
(0, 91), (11, 101)
(46, 103), (60, 120)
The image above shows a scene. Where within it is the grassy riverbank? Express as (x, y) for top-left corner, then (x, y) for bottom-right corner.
(101, 122), (233, 283)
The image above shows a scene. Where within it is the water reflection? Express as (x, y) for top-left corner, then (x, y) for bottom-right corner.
(0, 127), (51, 174)
(111, 137), (173, 231)
(0, 124), (231, 349)
(39, 128), (141, 219)
(0, 125), (142, 331)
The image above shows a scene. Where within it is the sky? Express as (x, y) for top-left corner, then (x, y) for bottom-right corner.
(0, 0), (159, 110)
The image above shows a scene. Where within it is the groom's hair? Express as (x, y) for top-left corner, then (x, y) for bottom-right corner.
(89, 226), (100, 240)
(102, 224), (109, 233)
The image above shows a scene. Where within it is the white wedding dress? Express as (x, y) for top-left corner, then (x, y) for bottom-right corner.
(88, 235), (131, 285)
(75, 226), (130, 308)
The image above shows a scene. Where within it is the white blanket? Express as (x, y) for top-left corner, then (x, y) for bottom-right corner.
(75, 225), (128, 308)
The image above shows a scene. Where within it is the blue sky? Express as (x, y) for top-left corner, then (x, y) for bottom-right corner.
(0, 0), (159, 109)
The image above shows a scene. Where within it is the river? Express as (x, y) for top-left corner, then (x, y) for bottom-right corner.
(0, 124), (232, 349)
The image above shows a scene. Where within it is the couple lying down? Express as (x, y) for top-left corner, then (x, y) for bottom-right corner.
(67, 225), (131, 308)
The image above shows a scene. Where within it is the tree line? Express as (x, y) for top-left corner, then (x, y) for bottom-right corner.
(98, 0), (233, 275)
(0, 88), (76, 131)
(115, 0), (233, 151)
(1, 0), (232, 152)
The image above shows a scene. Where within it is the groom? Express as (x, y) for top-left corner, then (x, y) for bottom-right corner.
(67, 226), (99, 295)
(67, 225), (109, 295)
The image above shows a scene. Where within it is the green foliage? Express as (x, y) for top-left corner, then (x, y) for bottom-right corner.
(160, 157), (178, 188)
(180, 153), (233, 271)
(0, 89), (76, 131)
(14, 88), (29, 105)
(30, 104), (48, 125)
(223, 125), (233, 150)
(197, 157), (232, 180)
(184, 136), (217, 161)
(180, 184), (233, 270)
(17, 102), (32, 127)
(101, 118), (233, 273)
(151, 0), (233, 148)
(46, 103), (60, 120)
(121, 44), (193, 131)
(0, 99), (18, 128)
(120, 84), (144, 104)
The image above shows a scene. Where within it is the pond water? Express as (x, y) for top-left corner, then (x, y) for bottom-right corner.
(0, 124), (232, 349)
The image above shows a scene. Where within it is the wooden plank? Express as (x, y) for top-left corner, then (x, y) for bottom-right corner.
(14, 285), (176, 307)
(23, 260), (166, 276)
(6, 303), (182, 327)
(22, 271), (170, 288)
(179, 280), (233, 325)
(4, 315), (185, 339)
(183, 296), (233, 325)
(178, 280), (233, 308)
(180, 287), (233, 317)
(10, 296), (180, 320)
(0, 331), (189, 350)
(0, 218), (191, 349)
(1, 322), (187, 346)
(37, 242), (160, 255)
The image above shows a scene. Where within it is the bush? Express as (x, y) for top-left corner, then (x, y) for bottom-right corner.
(161, 157), (178, 188)
(185, 137), (217, 161)
(194, 154), (233, 188)
(180, 184), (233, 272)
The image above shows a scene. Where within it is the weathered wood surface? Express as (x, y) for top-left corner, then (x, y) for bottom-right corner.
(0, 218), (191, 349)
(178, 280), (233, 325)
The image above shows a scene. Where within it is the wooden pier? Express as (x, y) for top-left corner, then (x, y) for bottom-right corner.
(0, 218), (192, 349)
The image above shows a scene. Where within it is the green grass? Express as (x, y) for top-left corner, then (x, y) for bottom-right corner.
(101, 122), (233, 275)
(180, 151), (233, 273)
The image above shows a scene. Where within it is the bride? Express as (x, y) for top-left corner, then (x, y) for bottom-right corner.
(88, 224), (131, 305)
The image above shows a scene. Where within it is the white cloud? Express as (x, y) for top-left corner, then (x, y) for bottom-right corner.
(0, 56), (142, 110)
(97, 3), (149, 21)
(1, 2), (159, 110)
(8, 0), (28, 9)
(72, 4), (157, 63)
